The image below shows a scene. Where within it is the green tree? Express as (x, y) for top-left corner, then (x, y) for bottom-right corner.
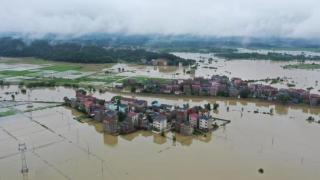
(131, 86), (136, 93)
(239, 89), (251, 98)
(213, 103), (219, 110)
(118, 112), (126, 122)
(277, 93), (291, 104)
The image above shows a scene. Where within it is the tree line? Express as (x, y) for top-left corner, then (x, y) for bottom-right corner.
(0, 37), (194, 65)
(215, 52), (320, 61)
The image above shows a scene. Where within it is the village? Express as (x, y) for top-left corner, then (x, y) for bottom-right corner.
(63, 89), (226, 136)
(120, 75), (320, 107)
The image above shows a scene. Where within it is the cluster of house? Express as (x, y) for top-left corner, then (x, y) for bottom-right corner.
(123, 75), (320, 106)
(64, 90), (218, 136)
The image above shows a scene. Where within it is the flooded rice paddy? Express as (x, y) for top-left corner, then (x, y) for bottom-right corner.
(1, 85), (320, 180)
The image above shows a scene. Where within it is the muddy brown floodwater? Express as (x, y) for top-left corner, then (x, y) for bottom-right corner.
(174, 52), (320, 94)
(0, 85), (320, 180)
(106, 52), (320, 94)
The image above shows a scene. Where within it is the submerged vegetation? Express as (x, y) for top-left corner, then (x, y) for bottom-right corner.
(283, 63), (320, 70)
(0, 110), (15, 117)
(215, 52), (320, 61)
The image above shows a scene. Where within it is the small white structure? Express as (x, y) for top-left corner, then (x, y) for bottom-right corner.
(152, 114), (167, 133)
(199, 115), (213, 131)
(113, 82), (124, 88)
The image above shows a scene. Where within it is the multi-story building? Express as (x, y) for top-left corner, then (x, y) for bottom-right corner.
(189, 113), (199, 128)
(152, 114), (167, 133)
(199, 115), (213, 132)
(103, 110), (119, 135)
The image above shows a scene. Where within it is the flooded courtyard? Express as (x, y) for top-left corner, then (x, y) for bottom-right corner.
(1, 85), (320, 180)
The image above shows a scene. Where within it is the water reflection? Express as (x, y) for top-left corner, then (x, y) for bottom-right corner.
(275, 104), (289, 115)
(153, 134), (167, 145)
(70, 104), (214, 147)
(104, 134), (118, 147)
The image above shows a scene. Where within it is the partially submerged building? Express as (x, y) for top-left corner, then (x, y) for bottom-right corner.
(152, 114), (168, 133)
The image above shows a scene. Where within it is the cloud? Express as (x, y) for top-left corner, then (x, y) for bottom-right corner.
(0, 0), (319, 38)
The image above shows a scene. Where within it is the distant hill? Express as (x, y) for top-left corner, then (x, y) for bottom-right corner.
(0, 37), (195, 65)
(78, 34), (320, 50)
(3, 33), (319, 51)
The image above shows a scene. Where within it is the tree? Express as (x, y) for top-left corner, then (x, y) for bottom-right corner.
(213, 103), (219, 110)
(118, 112), (126, 122)
(206, 103), (211, 111)
(131, 86), (136, 93)
(63, 97), (70, 105)
(20, 89), (27, 94)
(270, 108), (274, 115)
(239, 89), (251, 98)
(0, 38), (196, 65)
(217, 90), (229, 97)
(161, 131), (166, 137)
(306, 116), (315, 123)
(277, 93), (290, 104)
(172, 135), (176, 142)
(97, 99), (105, 106)
(147, 114), (153, 123)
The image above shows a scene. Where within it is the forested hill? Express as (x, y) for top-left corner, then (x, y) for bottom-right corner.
(0, 37), (194, 65)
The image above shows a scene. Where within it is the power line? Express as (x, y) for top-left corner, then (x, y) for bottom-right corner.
(18, 143), (29, 180)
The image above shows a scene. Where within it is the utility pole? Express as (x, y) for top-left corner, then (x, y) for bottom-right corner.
(27, 92), (33, 108)
(18, 143), (29, 180)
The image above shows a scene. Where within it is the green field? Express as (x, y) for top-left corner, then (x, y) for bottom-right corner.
(0, 57), (171, 89)
(40, 64), (83, 72)
(131, 76), (170, 84)
(0, 70), (35, 77)
(0, 110), (16, 117)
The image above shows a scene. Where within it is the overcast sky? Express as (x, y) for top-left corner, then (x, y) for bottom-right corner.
(0, 0), (319, 38)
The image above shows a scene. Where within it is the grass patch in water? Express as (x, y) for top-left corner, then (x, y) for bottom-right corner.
(0, 70), (35, 77)
(132, 76), (170, 84)
(40, 64), (83, 72)
(0, 110), (16, 117)
(283, 63), (320, 70)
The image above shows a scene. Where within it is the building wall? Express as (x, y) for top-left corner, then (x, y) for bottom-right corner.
(199, 118), (213, 131)
(104, 119), (118, 134)
(153, 120), (167, 132)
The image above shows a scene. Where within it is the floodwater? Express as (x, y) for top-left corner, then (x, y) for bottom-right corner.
(237, 48), (320, 56)
(174, 52), (320, 94)
(106, 63), (187, 79)
(105, 52), (320, 94)
(1, 86), (320, 180)
(1, 51), (320, 94)
(0, 63), (44, 71)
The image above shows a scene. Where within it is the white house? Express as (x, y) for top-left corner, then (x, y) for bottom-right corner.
(152, 114), (167, 133)
(112, 82), (124, 88)
(199, 115), (213, 131)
